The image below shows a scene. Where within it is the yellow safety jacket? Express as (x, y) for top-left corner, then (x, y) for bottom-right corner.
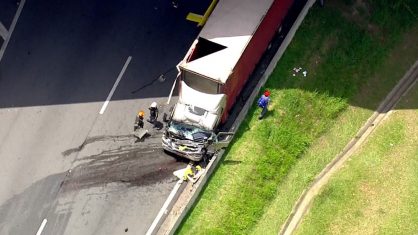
(183, 167), (194, 180)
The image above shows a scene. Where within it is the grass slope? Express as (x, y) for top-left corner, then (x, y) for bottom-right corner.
(295, 82), (418, 234)
(177, 1), (418, 234)
(252, 18), (418, 235)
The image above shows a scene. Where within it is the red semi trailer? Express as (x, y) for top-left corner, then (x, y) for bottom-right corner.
(162, 0), (294, 161)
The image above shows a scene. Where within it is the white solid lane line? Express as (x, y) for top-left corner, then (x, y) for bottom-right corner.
(146, 180), (183, 235)
(0, 21), (8, 40)
(99, 56), (132, 114)
(0, 0), (26, 63)
(35, 219), (47, 235)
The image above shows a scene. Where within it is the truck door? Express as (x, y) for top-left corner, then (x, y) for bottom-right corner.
(214, 132), (234, 151)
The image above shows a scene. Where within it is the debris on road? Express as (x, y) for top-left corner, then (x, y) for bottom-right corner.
(134, 129), (149, 141)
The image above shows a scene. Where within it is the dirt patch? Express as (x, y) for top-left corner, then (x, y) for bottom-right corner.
(306, 36), (338, 73)
(328, 0), (381, 38)
(355, 25), (418, 108)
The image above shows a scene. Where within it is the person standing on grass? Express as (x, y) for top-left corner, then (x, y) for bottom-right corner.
(257, 90), (270, 120)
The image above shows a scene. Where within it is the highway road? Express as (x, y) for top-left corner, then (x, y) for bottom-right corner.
(0, 0), (208, 234)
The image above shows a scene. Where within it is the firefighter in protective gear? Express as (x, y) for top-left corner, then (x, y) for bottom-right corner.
(183, 164), (194, 181)
(183, 164), (203, 182)
(148, 102), (159, 124)
(134, 111), (145, 131)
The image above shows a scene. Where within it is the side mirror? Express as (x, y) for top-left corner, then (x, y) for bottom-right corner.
(163, 106), (175, 123)
(214, 132), (234, 151)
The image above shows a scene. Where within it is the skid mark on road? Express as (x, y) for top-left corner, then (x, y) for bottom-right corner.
(61, 145), (185, 192)
(61, 134), (136, 156)
(61, 131), (164, 157)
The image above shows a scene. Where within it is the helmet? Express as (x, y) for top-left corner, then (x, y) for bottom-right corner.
(264, 90), (270, 97)
(150, 102), (158, 108)
(138, 111), (145, 117)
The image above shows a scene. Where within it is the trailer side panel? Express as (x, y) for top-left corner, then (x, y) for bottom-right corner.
(221, 0), (294, 119)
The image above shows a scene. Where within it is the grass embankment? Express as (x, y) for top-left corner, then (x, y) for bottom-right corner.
(296, 82), (418, 234)
(177, 1), (418, 234)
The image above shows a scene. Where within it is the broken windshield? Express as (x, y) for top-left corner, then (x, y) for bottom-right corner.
(168, 121), (212, 142)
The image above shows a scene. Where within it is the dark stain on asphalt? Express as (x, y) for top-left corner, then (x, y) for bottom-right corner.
(61, 143), (187, 193)
(61, 134), (136, 157)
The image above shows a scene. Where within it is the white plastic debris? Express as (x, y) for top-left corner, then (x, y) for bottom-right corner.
(292, 66), (307, 77)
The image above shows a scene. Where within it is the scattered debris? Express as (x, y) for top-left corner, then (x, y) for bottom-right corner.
(133, 129), (149, 141)
(292, 66), (308, 78)
(293, 67), (302, 73)
(172, 1), (178, 8)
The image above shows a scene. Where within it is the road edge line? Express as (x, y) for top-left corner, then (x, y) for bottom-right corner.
(35, 218), (47, 235)
(146, 180), (185, 235)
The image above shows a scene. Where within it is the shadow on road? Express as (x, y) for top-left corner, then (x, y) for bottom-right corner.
(0, 0), (211, 109)
(0, 173), (69, 235)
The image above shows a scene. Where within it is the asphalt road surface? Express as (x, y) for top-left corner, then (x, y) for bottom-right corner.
(0, 0), (208, 234)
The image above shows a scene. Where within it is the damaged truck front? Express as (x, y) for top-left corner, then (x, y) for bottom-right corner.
(162, 81), (232, 161)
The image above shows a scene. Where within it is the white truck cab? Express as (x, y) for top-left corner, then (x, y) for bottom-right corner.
(162, 81), (233, 161)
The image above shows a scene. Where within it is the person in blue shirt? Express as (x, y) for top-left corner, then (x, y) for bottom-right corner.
(257, 90), (270, 120)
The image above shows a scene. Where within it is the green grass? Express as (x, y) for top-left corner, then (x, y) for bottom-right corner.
(251, 18), (418, 235)
(295, 83), (418, 234)
(177, 1), (418, 234)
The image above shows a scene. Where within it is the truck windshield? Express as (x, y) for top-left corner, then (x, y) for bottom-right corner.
(168, 121), (212, 142)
